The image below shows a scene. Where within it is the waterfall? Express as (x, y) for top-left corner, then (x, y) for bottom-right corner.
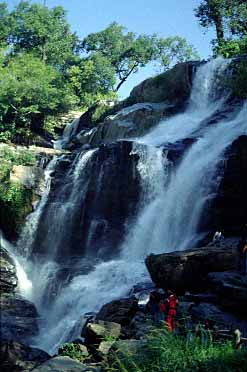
(14, 58), (247, 354)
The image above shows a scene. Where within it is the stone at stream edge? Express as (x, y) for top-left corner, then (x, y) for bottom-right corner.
(31, 356), (101, 372)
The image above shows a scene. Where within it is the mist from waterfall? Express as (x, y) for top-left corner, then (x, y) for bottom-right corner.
(14, 58), (247, 354)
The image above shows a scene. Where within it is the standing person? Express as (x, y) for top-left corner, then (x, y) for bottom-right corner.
(242, 243), (247, 274)
(166, 290), (178, 332)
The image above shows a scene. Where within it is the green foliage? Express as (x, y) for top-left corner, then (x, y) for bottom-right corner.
(195, 0), (247, 56)
(105, 328), (247, 372)
(228, 61), (247, 98)
(0, 51), (78, 142)
(67, 53), (117, 106)
(0, 145), (36, 238)
(59, 343), (89, 363)
(82, 22), (198, 91)
(5, 1), (79, 69)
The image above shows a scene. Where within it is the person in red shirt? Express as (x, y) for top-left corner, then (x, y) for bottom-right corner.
(166, 290), (178, 332)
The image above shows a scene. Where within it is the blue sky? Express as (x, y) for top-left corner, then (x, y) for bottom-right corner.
(7, 0), (215, 98)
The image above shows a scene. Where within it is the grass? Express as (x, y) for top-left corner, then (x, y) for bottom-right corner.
(104, 327), (247, 372)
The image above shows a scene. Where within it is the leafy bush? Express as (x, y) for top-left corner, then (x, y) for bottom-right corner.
(59, 343), (89, 363)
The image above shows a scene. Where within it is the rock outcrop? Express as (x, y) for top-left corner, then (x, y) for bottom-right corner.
(64, 61), (200, 149)
(0, 340), (49, 372)
(95, 297), (139, 326)
(31, 141), (141, 259)
(145, 245), (240, 293)
(212, 135), (247, 236)
(0, 244), (39, 345)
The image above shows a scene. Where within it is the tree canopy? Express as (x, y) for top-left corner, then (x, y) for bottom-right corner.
(195, 0), (247, 56)
(82, 23), (198, 91)
(0, 0), (198, 144)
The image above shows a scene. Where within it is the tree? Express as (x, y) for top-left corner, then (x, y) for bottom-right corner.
(195, 0), (247, 55)
(5, 1), (79, 69)
(67, 53), (116, 107)
(0, 52), (78, 142)
(82, 23), (198, 91)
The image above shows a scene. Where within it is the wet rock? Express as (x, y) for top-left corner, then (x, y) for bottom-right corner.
(207, 271), (247, 315)
(96, 297), (139, 326)
(212, 135), (247, 236)
(0, 246), (18, 293)
(75, 103), (170, 147)
(31, 356), (101, 372)
(0, 294), (39, 343)
(84, 321), (121, 346)
(0, 244), (39, 344)
(145, 246), (239, 294)
(32, 141), (141, 259)
(0, 340), (49, 372)
(10, 165), (45, 196)
(190, 302), (247, 336)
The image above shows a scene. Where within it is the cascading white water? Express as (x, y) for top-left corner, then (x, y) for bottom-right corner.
(17, 157), (58, 258)
(15, 58), (247, 354)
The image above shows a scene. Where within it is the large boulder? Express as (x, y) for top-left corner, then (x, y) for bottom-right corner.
(207, 271), (247, 315)
(190, 302), (247, 336)
(96, 297), (139, 326)
(31, 356), (101, 372)
(145, 246), (240, 293)
(0, 295), (39, 344)
(74, 102), (174, 148)
(84, 321), (121, 347)
(0, 340), (49, 372)
(129, 61), (198, 105)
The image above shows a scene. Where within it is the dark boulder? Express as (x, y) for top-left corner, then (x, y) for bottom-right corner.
(96, 297), (139, 326)
(145, 246), (239, 294)
(190, 302), (247, 336)
(212, 135), (247, 236)
(129, 61), (199, 105)
(207, 271), (247, 315)
(0, 340), (49, 372)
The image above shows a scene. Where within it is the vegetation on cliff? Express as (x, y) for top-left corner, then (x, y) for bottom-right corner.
(0, 145), (36, 239)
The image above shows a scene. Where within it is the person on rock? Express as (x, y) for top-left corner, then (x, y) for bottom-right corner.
(242, 243), (247, 274)
(147, 289), (164, 325)
(166, 289), (178, 332)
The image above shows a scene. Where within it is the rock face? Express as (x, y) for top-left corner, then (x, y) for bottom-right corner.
(96, 297), (139, 326)
(31, 141), (141, 259)
(0, 340), (49, 372)
(0, 246), (18, 294)
(0, 244), (39, 345)
(129, 61), (198, 105)
(207, 271), (247, 315)
(212, 135), (247, 236)
(64, 61), (200, 149)
(73, 103), (176, 148)
(145, 246), (240, 293)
